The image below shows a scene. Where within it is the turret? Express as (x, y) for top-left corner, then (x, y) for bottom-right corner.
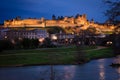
(82, 14), (86, 19)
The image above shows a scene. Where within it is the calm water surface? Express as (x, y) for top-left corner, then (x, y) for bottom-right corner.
(0, 58), (120, 80)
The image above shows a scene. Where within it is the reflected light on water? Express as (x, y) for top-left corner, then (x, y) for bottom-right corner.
(117, 68), (120, 74)
(98, 59), (105, 80)
(113, 55), (120, 64)
(63, 66), (76, 80)
(113, 56), (120, 80)
(1, 58), (120, 80)
(116, 67), (120, 80)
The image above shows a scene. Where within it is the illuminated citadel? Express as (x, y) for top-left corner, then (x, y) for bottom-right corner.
(4, 14), (115, 32)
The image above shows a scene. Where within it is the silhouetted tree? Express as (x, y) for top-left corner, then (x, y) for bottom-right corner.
(73, 35), (88, 64)
(0, 40), (14, 52)
(52, 14), (56, 20)
(60, 16), (64, 20)
(13, 38), (22, 49)
(113, 26), (120, 54)
(20, 38), (39, 49)
(21, 38), (31, 48)
(85, 27), (97, 46)
(104, 0), (120, 54)
(57, 16), (61, 20)
(41, 38), (56, 48)
(75, 14), (80, 18)
(32, 39), (39, 48)
(15, 16), (21, 20)
(104, 0), (120, 25)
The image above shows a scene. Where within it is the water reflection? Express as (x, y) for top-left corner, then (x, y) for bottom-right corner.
(98, 59), (105, 80)
(63, 66), (76, 80)
(114, 56), (120, 80)
(115, 55), (120, 64)
(112, 55), (120, 80)
(116, 68), (120, 80)
(0, 58), (120, 80)
(38, 65), (76, 80)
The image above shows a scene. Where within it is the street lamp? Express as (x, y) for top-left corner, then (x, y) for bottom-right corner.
(4, 36), (7, 39)
(52, 35), (57, 40)
(39, 38), (44, 43)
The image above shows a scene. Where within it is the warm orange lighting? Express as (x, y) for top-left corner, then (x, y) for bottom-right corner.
(39, 38), (44, 42)
(65, 39), (68, 41)
(4, 36), (7, 39)
(106, 41), (112, 45)
(52, 35), (57, 40)
(18, 37), (22, 40)
(11, 39), (15, 44)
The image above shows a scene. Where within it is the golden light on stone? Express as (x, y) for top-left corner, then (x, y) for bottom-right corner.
(3, 14), (116, 33)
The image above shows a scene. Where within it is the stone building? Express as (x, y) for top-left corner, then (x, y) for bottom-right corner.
(0, 28), (10, 40)
(50, 33), (75, 45)
(4, 14), (115, 32)
(1, 29), (48, 40)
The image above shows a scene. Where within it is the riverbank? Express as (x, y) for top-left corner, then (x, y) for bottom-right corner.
(0, 46), (114, 67)
(0, 58), (119, 80)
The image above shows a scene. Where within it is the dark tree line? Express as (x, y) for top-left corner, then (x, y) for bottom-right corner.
(0, 38), (39, 52)
(52, 14), (85, 20)
(20, 38), (39, 49)
(0, 40), (14, 52)
(0, 38), (57, 52)
(52, 15), (64, 20)
(40, 38), (56, 48)
(104, 0), (120, 25)
(104, 0), (120, 54)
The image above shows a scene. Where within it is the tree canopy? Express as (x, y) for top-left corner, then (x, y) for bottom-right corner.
(104, 0), (120, 25)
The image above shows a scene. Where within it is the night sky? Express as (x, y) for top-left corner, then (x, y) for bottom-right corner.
(0, 0), (108, 24)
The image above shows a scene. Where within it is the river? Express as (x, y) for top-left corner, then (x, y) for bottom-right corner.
(0, 57), (120, 80)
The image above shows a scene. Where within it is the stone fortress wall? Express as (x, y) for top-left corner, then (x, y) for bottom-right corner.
(4, 14), (115, 32)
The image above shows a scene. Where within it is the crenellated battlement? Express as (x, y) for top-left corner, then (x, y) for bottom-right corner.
(3, 14), (115, 32)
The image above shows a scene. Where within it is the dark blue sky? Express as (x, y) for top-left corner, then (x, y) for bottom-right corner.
(0, 0), (108, 23)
